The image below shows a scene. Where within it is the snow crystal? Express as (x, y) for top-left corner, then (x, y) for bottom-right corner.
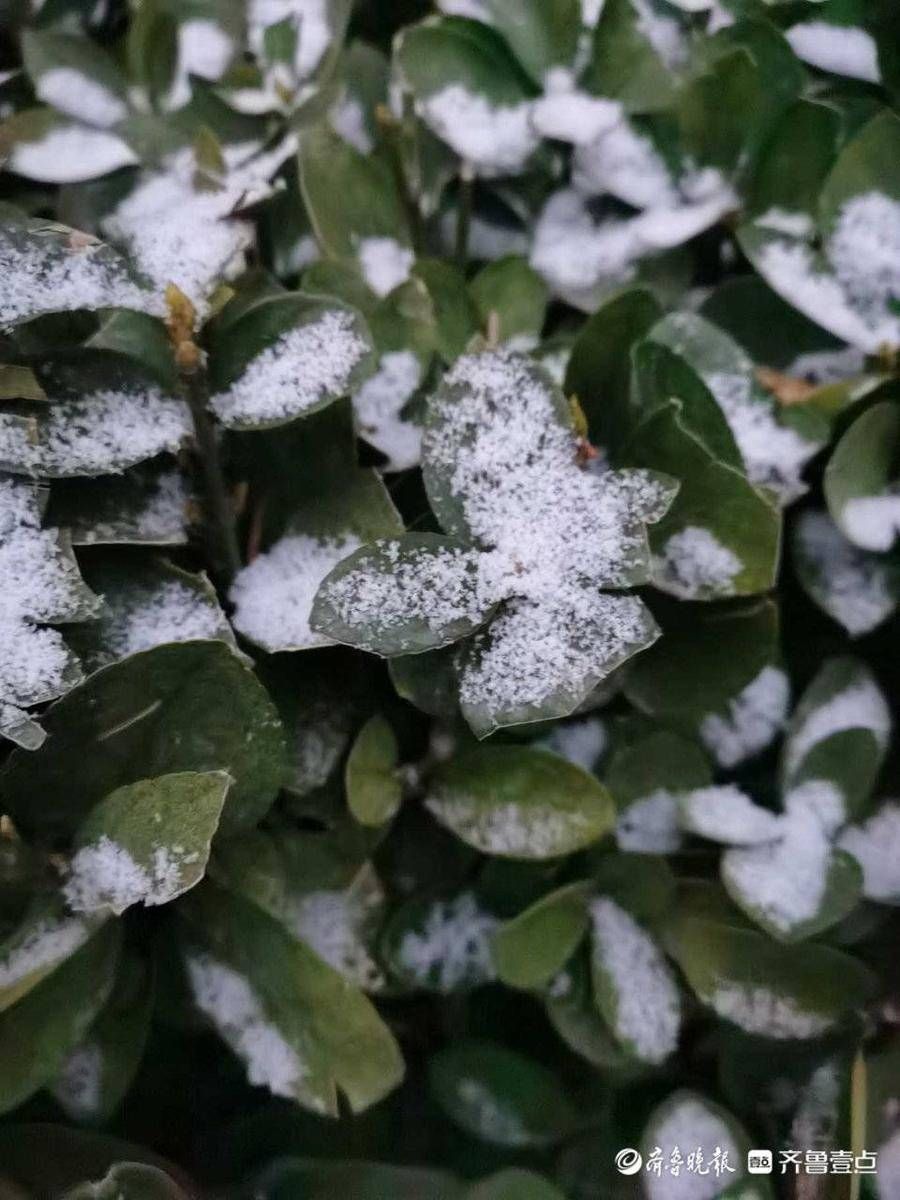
(103, 139), (295, 311)
(712, 983), (832, 1038)
(10, 388), (190, 478)
(187, 952), (306, 1098)
(841, 493), (900, 554)
(590, 898), (680, 1064)
(396, 893), (497, 992)
(786, 675), (891, 778)
(700, 666), (791, 767)
(654, 526), (741, 599)
(231, 533), (362, 652)
(758, 235), (900, 354)
(681, 785), (784, 845)
(645, 1096), (740, 1200)
(51, 1041), (103, 1120)
(64, 837), (188, 915)
(91, 577), (227, 664)
(0, 911), (91, 991)
(786, 22), (881, 83)
(419, 85), (538, 176)
(531, 89), (621, 146)
(287, 887), (384, 990)
(247, 0), (332, 82)
(828, 193), (900, 328)
(703, 370), (820, 502)
(35, 67), (127, 127)
(456, 1077), (528, 1145)
(8, 123), (137, 183)
(838, 802), (900, 902)
(0, 226), (156, 327)
(357, 237), (414, 298)
(542, 716), (608, 771)
(795, 511), (897, 637)
(210, 309), (369, 427)
(352, 350), (423, 472)
(616, 789), (683, 854)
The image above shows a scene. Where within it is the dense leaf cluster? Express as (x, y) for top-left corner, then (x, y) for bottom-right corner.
(0, 1), (897, 1198)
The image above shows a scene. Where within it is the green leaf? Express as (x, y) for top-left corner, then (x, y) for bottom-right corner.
(20, 30), (129, 129)
(0, 894), (98, 1015)
(492, 881), (591, 990)
(395, 18), (539, 175)
(641, 1091), (754, 1196)
(63, 1164), (188, 1200)
(429, 1040), (576, 1147)
(63, 772), (230, 916)
(0, 923), (120, 1116)
(825, 400), (900, 552)
(483, 0), (581, 83)
(608, 729), (711, 853)
(179, 882), (404, 1115)
(747, 99), (842, 220)
(589, 896), (680, 1064)
(466, 1171), (566, 1200)
(47, 463), (190, 548)
(0, 109), (137, 183)
(468, 256), (547, 350)
(85, 311), (177, 390)
(345, 715), (402, 827)
(781, 657), (890, 819)
(312, 534), (495, 657)
(1, 641), (287, 841)
(243, 1159), (461, 1200)
(382, 891), (498, 994)
(208, 292), (375, 429)
(666, 913), (875, 1039)
(426, 746), (615, 859)
(127, 0), (178, 108)
(584, 0), (686, 112)
(50, 950), (154, 1124)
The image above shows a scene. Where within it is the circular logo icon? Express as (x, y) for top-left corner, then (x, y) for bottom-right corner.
(615, 1148), (643, 1176)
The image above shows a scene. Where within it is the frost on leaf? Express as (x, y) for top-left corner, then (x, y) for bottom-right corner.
(699, 665), (790, 768)
(210, 307), (371, 430)
(390, 893), (498, 993)
(51, 464), (191, 548)
(352, 350), (424, 473)
(0, 477), (99, 746)
(5, 115), (137, 184)
(285, 871), (386, 992)
(679, 785), (784, 846)
(589, 897), (680, 1065)
(838, 802), (900, 904)
(794, 511), (898, 638)
(0, 210), (157, 328)
(642, 1093), (743, 1200)
(785, 22), (881, 84)
(0, 895), (94, 1010)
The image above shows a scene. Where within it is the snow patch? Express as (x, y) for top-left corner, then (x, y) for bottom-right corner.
(786, 22), (880, 83)
(795, 511), (897, 637)
(36, 68), (127, 127)
(419, 85), (538, 176)
(838, 802), (900, 903)
(654, 526), (741, 599)
(8, 123), (137, 183)
(358, 237), (414, 298)
(616, 790), (683, 854)
(700, 666), (791, 767)
(645, 1095), (740, 1200)
(396, 893), (497, 992)
(352, 350), (423, 472)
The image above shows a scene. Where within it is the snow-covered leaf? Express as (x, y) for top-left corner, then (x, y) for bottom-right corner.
(838, 801), (900, 904)
(641, 1091), (751, 1200)
(48, 462), (191, 548)
(0, 109), (137, 183)
(0, 894), (98, 1014)
(825, 400), (900, 553)
(179, 880), (403, 1115)
(584, 0), (688, 112)
(63, 771), (230, 916)
(383, 891), (498, 994)
(20, 30), (129, 128)
(610, 729), (710, 855)
(425, 745), (615, 859)
(589, 896), (680, 1065)
(679, 785), (784, 847)
(209, 293), (374, 429)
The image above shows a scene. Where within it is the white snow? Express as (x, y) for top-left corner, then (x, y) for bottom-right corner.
(64, 836), (189, 915)
(786, 22), (881, 83)
(419, 85), (539, 176)
(573, 118), (677, 208)
(0, 226), (156, 327)
(710, 983), (833, 1039)
(210, 308), (369, 427)
(653, 526), (741, 599)
(230, 533), (363, 652)
(187, 952), (306, 1098)
(8, 123), (137, 183)
(794, 511), (897, 637)
(786, 674), (891, 779)
(757, 208), (815, 238)
(0, 909), (92, 992)
(877, 1131), (900, 1200)
(352, 350), (423, 472)
(51, 1041), (103, 1120)
(680, 785), (784, 845)
(103, 139), (295, 312)
(330, 93), (372, 154)
(396, 892), (497, 992)
(589, 897), (680, 1064)
(838, 802), (900, 902)
(616, 790), (683, 854)
(9, 388), (190, 478)
(699, 666), (791, 767)
(828, 193), (900, 326)
(633, 0), (688, 70)
(456, 1077), (529, 1145)
(644, 1095), (740, 1200)
(542, 716), (608, 771)
(786, 346), (866, 386)
(35, 67), (127, 127)
(841, 493), (900, 553)
(167, 19), (235, 109)
(426, 793), (597, 858)
(287, 885), (384, 990)
(531, 88), (621, 146)
(247, 0), (332, 81)
(91, 576), (228, 664)
(68, 468), (190, 547)
(437, 0), (489, 15)
(357, 237), (415, 298)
